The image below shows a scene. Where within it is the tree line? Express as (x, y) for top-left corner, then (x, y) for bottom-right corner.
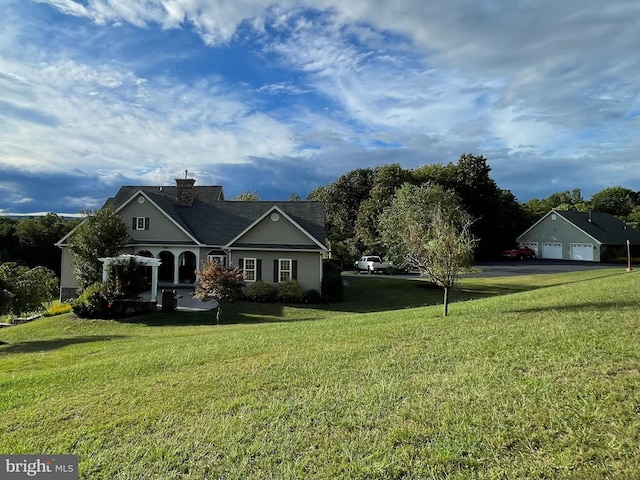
(0, 213), (79, 277)
(306, 154), (640, 266)
(0, 214), (79, 318)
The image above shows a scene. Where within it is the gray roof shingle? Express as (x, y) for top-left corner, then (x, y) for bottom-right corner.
(556, 210), (640, 244)
(105, 185), (326, 248)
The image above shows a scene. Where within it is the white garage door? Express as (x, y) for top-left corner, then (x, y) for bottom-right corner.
(571, 243), (594, 261)
(542, 242), (563, 259)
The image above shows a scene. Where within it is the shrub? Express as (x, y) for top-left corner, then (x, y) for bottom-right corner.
(244, 280), (276, 302)
(321, 259), (344, 302)
(303, 289), (322, 304)
(72, 283), (109, 318)
(276, 280), (304, 303)
(0, 263), (58, 317)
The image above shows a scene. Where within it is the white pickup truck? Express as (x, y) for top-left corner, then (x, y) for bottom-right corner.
(354, 256), (390, 274)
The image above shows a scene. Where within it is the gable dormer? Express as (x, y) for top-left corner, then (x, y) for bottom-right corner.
(226, 206), (327, 250)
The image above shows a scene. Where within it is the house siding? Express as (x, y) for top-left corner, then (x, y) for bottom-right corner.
(59, 248), (78, 300)
(518, 214), (601, 261)
(231, 250), (322, 292)
(59, 245), (136, 300)
(235, 214), (314, 246)
(119, 197), (193, 243)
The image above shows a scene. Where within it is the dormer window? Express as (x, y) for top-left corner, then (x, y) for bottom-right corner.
(133, 217), (150, 230)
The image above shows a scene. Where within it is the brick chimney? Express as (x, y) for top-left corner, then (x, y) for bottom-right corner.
(176, 172), (195, 207)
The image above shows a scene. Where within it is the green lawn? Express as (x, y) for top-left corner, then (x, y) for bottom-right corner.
(1, 269), (639, 479)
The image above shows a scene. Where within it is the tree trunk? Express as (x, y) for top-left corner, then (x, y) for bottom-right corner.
(216, 303), (221, 325)
(443, 287), (449, 317)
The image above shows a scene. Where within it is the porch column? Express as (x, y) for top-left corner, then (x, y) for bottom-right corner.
(101, 259), (110, 282)
(174, 255), (180, 284)
(151, 265), (159, 301)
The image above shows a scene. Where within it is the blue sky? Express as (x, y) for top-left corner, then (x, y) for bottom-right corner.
(1, 0), (638, 215)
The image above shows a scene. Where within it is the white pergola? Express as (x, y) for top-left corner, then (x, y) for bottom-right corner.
(99, 254), (162, 302)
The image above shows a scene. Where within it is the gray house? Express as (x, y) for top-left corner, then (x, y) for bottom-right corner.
(57, 177), (327, 300)
(516, 210), (640, 262)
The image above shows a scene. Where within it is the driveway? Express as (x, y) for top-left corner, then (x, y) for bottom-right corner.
(352, 259), (624, 279)
(459, 259), (623, 278)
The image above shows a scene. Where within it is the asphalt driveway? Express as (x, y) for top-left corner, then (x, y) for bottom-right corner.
(355, 259), (625, 279)
(459, 259), (624, 278)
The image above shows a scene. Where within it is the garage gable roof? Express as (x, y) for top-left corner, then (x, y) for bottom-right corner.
(519, 210), (640, 244)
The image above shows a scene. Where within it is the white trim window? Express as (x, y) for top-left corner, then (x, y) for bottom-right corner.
(207, 254), (226, 267)
(279, 259), (292, 282)
(244, 258), (257, 282)
(133, 217), (149, 231)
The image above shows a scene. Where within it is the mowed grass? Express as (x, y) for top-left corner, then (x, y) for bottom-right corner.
(1, 269), (638, 479)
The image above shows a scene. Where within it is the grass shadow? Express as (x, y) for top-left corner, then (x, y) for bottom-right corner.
(455, 271), (629, 303)
(121, 303), (305, 326)
(110, 271), (630, 326)
(316, 276), (445, 314)
(0, 335), (128, 354)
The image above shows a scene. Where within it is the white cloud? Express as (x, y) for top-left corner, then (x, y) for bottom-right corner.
(33, 0), (89, 18)
(0, 55), (304, 186)
(0, 0), (636, 214)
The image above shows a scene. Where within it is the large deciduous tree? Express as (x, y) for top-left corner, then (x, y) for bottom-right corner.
(194, 259), (245, 324)
(380, 183), (476, 316)
(0, 263), (58, 317)
(453, 153), (525, 260)
(0, 217), (18, 263)
(66, 208), (129, 292)
(15, 213), (77, 276)
(308, 168), (374, 264)
(310, 155), (526, 264)
(355, 164), (409, 256)
(589, 187), (638, 219)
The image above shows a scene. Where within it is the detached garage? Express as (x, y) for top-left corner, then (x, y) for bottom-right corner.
(517, 210), (640, 262)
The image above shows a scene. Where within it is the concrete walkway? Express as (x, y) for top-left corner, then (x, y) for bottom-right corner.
(156, 289), (217, 312)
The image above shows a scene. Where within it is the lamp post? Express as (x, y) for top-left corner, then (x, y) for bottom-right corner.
(626, 239), (632, 272)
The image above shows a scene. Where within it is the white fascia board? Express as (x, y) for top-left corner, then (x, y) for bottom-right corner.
(56, 222), (83, 247)
(228, 247), (325, 253)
